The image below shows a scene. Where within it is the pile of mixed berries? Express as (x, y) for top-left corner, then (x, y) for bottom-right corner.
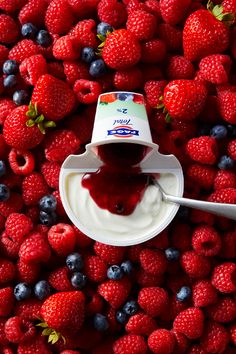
(0, 0), (236, 353)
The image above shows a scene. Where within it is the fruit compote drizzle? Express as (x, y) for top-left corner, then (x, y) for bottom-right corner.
(82, 143), (150, 215)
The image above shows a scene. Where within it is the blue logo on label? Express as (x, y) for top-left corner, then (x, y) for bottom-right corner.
(107, 125), (139, 138)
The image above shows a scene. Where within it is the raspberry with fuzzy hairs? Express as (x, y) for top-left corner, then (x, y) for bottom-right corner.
(126, 313), (157, 336)
(181, 250), (211, 278)
(186, 136), (218, 165)
(5, 213), (33, 244)
(214, 169), (236, 190)
(19, 0), (48, 28)
(187, 164), (217, 190)
(48, 223), (76, 257)
(98, 277), (131, 309)
(199, 54), (232, 84)
(69, 19), (97, 48)
(144, 80), (167, 108)
(200, 321), (229, 353)
(44, 130), (80, 163)
(167, 55), (195, 80)
(16, 259), (40, 284)
(148, 329), (175, 354)
(141, 38), (166, 64)
(208, 187), (236, 204)
(138, 287), (168, 317)
(140, 249), (167, 276)
(9, 40), (39, 64)
(98, 0), (127, 28)
(22, 172), (49, 206)
(211, 262), (236, 293)
(158, 23), (183, 51)
(113, 334), (147, 354)
(53, 36), (81, 61)
(127, 10), (157, 41)
(73, 79), (102, 104)
(14, 298), (42, 321)
(0, 232), (20, 259)
(19, 232), (51, 264)
(94, 242), (125, 264)
(48, 266), (74, 292)
(173, 307), (204, 339)
(63, 61), (90, 85)
(0, 258), (16, 284)
(0, 192), (23, 217)
(0, 15), (19, 44)
(19, 54), (47, 86)
(45, 0), (75, 35)
(113, 67), (143, 91)
(207, 296), (236, 323)
(191, 225), (221, 257)
(192, 280), (218, 307)
(0, 287), (14, 317)
(9, 149), (35, 176)
(4, 316), (35, 343)
(84, 255), (107, 282)
(41, 161), (60, 189)
(228, 139), (236, 160)
(0, 99), (16, 125)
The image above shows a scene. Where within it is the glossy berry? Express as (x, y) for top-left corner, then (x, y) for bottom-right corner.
(0, 184), (10, 201)
(81, 47), (96, 63)
(116, 310), (128, 324)
(176, 286), (192, 302)
(210, 125), (228, 139)
(71, 272), (87, 289)
(121, 260), (133, 275)
(14, 283), (31, 301)
(97, 22), (113, 36)
(0, 161), (6, 177)
(123, 301), (139, 316)
(3, 75), (17, 88)
(107, 265), (124, 280)
(21, 23), (38, 39)
(39, 195), (57, 212)
(218, 155), (234, 169)
(66, 253), (84, 272)
(39, 211), (57, 226)
(13, 90), (29, 106)
(165, 247), (180, 261)
(93, 313), (109, 331)
(89, 59), (106, 77)
(3, 60), (18, 75)
(36, 30), (52, 48)
(34, 280), (51, 300)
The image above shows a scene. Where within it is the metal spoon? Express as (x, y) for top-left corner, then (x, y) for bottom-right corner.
(152, 179), (236, 221)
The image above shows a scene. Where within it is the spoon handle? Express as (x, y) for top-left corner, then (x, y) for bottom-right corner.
(164, 194), (236, 221)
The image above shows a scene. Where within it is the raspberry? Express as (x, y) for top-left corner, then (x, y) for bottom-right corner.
(191, 225), (221, 257)
(8, 149), (35, 176)
(208, 187), (236, 204)
(98, 277), (131, 309)
(158, 23), (183, 51)
(207, 296), (236, 323)
(94, 242), (125, 264)
(45, 0), (75, 35)
(138, 287), (168, 317)
(63, 61), (90, 85)
(125, 313), (157, 336)
(0, 318), (8, 346)
(19, 232), (51, 264)
(160, 0), (191, 25)
(73, 79), (102, 104)
(0, 99), (16, 125)
(16, 259), (40, 284)
(9, 40), (39, 64)
(141, 38), (166, 63)
(0, 258), (16, 284)
(84, 255), (107, 282)
(211, 262), (236, 293)
(68, 0), (99, 18)
(113, 66), (143, 91)
(214, 169), (236, 190)
(52, 190), (67, 218)
(199, 54), (232, 84)
(148, 329), (175, 354)
(0, 15), (19, 44)
(145, 229), (169, 249)
(48, 61), (66, 80)
(17, 334), (52, 354)
(230, 323), (236, 345)
(22, 172), (49, 206)
(127, 0), (148, 14)
(186, 136), (218, 165)
(171, 223), (192, 252)
(5, 213), (33, 244)
(167, 55), (195, 80)
(192, 280), (218, 307)
(0, 231), (21, 260)
(4, 316), (35, 344)
(97, 0), (127, 28)
(53, 36), (81, 61)
(86, 290), (104, 316)
(144, 80), (167, 108)
(0, 287), (14, 317)
(139, 249), (167, 276)
(200, 321), (229, 353)
(69, 19), (97, 48)
(19, 0), (48, 27)
(14, 298), (42, 321)
(19, 54), (47, 86)
(187, 345), (207, 354)
(227, 139), (236, 160)
(41, 161), (60, 189)
(137, 269), (164, 288)
(48, 223), (76, 257)
(181, 250), (211, 278)
(48, 266), (74, 292)
(0, 192), (23, 217)
(172, 330), (190, 354)
(113, 334), (147, 354)
(44, 130), (80, 163)
(186, 164), (217, 190)
(173, 307), (204, 339)
(219, 231), (236, 259)
(126, 10), (157, 41)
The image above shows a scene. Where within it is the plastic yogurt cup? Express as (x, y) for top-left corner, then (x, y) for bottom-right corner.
(59, 92), (184, 246)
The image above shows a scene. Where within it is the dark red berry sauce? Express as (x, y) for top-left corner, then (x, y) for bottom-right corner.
(82, 143), (149, 215)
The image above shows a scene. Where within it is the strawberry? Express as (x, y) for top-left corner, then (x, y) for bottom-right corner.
(45, 0), (75, 35)
(98, 0), (127, 28)
(200, 321), (229, 353)
(160, 0), (191, 25)
(138, 287), (168, 317)
(126, 10), (157, 41)
(0, 15), (19, 44)
(217, 85), (236, 124)
(31, 75), (75, 122)
(183, 3), (233, 61)
(207, 296), (236, 323)
(113, 334), (147, 354)
(148, 329), (175, 354)
(211, 262), (236, 293)
(102, 29), (141, 70)
(125, 313), (157, 336)
(173, 307), (204, 339)
(19, 0), (49, 28)
(48, 223), (76, 257)
(0, 287), (15, 317)
(199, 54), (232, 84)
(98, 278), (131, 309)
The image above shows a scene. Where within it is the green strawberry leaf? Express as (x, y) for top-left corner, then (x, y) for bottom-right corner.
(165, 113), (172, 123)
(98, 41), (105, 48)
(97, 34), (106, 42)
(42, 328), (53, 336)
(35, 114), (45, 124)
(38, 122), (46, 134)
(26, 119), (35, 127)
(156, 103), (164, 109)
(36, 321), (48, 328)
(26, 111), (36, 118)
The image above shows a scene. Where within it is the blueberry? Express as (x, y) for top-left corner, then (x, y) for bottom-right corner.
(81, 47), (96, 63)
(89, 59), (106, 77)
(0, 161), (6, 177)
(34, 280), (51, 300)
(66, 253), (84, 272)
(93, 313), (109, 331)
(71, 272), (87, 289)
(0, 184), (10, 202)
(210, 125), (227, 139)
(121, 260), (133, 275)
(107, 265), (124, 280)
(3, 60), (18, 75)
(14, 283), (31, 301)
(165, 247), (180, 261)
(21, 23), (38, 39)
(116, 310), (128, 324)
(218, 155), (235, 170)
(36, 30), (52, 47)
(39, 195), (57, 212)
(13, 90), (29, 106)
(39, 210), (57, 226)
(123, 301), (139, 316)
(97, 22), (113, 36)
(227, 125), (236, 138)
(3, 75), (17, 88)
(176, 286), (192, 302)
(117, 93), (134, 102)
